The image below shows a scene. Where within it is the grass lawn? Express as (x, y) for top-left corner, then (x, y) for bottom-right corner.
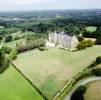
(0, 65), (43, 100)
(86, 26), (97, 32)
(84, 80), (101, 100)
(13, 45), (101, 99)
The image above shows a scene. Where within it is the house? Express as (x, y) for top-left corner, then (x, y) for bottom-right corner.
(46, 30), (78, 49)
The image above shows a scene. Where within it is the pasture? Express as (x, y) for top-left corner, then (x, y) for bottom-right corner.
(13, 45), (101, 99)
(0, 65), (43, 100)
(84, 80), (101, 100)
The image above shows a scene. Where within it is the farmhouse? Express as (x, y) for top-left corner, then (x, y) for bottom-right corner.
(46, 30), (78, 49)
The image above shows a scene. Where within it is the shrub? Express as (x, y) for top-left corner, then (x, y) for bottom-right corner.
(96, 56), (101, 64)
(9, 49), (17, 60)
(14, 36), (20, 40)
(78, 36), (84, 42)
(92, 68), (101, 76)
(38, 47), (45, 51)
(74, 70), (91, 83)
(77, 40), (94, 50)
(2, 46), (12, 54)
(88, 62), (97, 68)
(76, 41), (86, 50)
(5, 35), (13, 42)
(0, 49), (6, 68)
(85, 40), (95, 47)
(96, 37), (101, 44)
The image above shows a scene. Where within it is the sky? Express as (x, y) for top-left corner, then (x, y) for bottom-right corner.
(0, 0), (101, 11)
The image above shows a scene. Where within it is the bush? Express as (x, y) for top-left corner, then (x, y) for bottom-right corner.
(9, 49), (17, 60)
(71, 85), (87, 100)
(77, 40), (94, 50)
(0, 49), (6, 68)
(88, 62), (97, 68)
(2, 46), (12, 54)
(96, 56), (101, 64)
(78, 36), (84, 42)
(92, 68), (101, 76)
(76, 41), (86, 50)
(74, 70), (91, 83)
(96, 37), (101, 44)
(85, 40), (95, 47)
(5, 35), (13, 42)
(38, 47), (46, 51)
(14, 36), (20, 40)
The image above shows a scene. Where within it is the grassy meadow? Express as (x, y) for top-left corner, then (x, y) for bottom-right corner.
(0, 65), (43, 100)
(13, 45), (101, 99)
(84, 80), (101, 100)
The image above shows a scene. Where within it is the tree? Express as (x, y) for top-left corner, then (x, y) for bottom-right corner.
(77, 40), (94, 50)
(0, 49), (6, 68)
(71, 85), (87, 100)
(5, 35), (13, 42)
(92, 68), (101, 76)
(96, 56), (101, 64)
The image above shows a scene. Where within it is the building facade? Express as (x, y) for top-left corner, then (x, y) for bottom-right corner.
(47, 31), (78, 49)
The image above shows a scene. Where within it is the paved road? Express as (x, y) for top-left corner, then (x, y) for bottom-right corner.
(65, 77), (101, 100)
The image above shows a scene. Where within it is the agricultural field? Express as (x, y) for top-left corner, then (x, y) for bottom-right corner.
(84, 80), (101, 100)
(13, 45), (101, 99)
(0, 65), (43, 100)
(86, 26), (97, 32)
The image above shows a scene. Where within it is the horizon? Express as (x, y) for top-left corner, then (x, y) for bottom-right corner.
(0, 9), (101, 13)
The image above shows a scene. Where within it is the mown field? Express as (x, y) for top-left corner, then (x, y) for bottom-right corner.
(84, 80), (101, 100)
(13, 45), (101, 99)
(0, 65), (43, 100)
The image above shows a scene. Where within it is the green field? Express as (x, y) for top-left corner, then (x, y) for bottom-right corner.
(5, 38), (26, 47)
(0, 27), (21, 33)
(86, 26), (97, 32)
(84, 80), (101, 100)
(13, 31), (35, 38)
(0, 65), (43, 100)
(13, 45), (101, 99)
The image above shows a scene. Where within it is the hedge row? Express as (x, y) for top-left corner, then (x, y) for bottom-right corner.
(16, 39), (45, 53)
(0, 47), (18, 73)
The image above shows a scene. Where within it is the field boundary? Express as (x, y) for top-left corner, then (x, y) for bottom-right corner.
(52, 68), (86, 100)
(11, 63), (48, 100)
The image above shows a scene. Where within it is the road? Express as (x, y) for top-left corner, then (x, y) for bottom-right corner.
(65, 77), (101, 100)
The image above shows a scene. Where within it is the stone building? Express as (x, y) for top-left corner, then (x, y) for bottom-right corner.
(47, 30), (78, 49)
